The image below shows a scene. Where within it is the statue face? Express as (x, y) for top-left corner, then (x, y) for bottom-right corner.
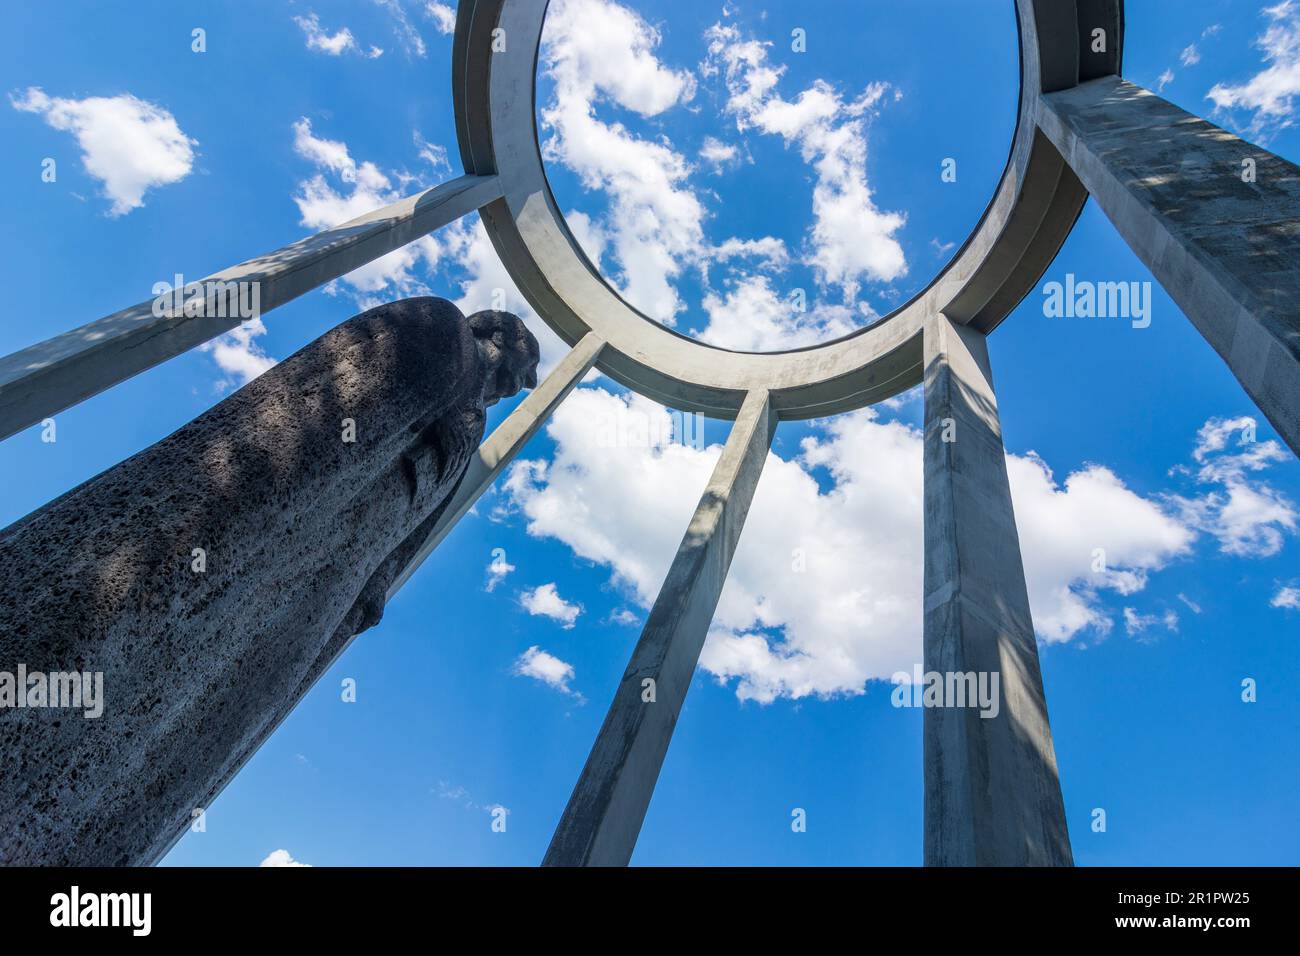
(468, 310), (540, 406)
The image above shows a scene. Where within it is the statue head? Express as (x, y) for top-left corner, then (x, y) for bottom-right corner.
(468, 310), (540, 406)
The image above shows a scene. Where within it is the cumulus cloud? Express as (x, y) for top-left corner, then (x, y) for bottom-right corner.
(1208, 1), (1300, 135)
(519, 583), (582, 628)
(500, 388), (1225, 703)
(1008, 455), (1194, 641)
(294, 13), (381, 57)
(1180, 44), (1202, 66)
(260, 849), (310, 867)
(199, 318), (276, 392)
(290, 118), (442, 299)
(704, 22), (907, 300)
(1168, 417), (1297, 557)
(700, 135), (740, 170)
(512, 645), (579, 696)
(1272, 585), (1300, 609)
(706, 236), (790, 273)
(534, 1), (850, 345)
(426, 2), (457, 34)
(539, 0), (704, 324)
(286, 115), (575, 376)
(10, 87), (195, 216)
(698, 274), (858, 351)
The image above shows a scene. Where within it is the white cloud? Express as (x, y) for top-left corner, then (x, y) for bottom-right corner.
(501, 388), (1206, 703)
(1169, 417), (1297, 557)
(414, 130), (450, 173)
(1157, 68), (1176, 91)
(426, 2), (457, 34)
(10, 87), (195, 216)
(609, 608), (640, 626)
(545, 0), (695, 116)
(512, 645), (579, 695)
(707, 236), (790, 271)
(1272, 585), (1300, 609)
(485, 550), (515, 592)
(519, 583), (582, 628)
(199, 318), (276, 391)
(260, 849), (310, 867)
(294, 13), (361, 56)
(1208, 1), (1300, 135)
(698, 274), (857, 351)
(290, 118), (443, 299)
(540, 0), (704, 324)
(1008, 455), (1194, 641)
(700, 135), (740, 169)
(534, 2), (826, 340)
(1181, 44), (1202, 66)
(374, 0), (427, 57)
(704, 23), (907, 300)
(1123, 606), (1179, 638)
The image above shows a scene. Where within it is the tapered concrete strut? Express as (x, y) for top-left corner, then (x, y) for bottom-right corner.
(544, 389), (776, 866)
(1039, 77), (1300, 457)
(922, 314), (1072, 866)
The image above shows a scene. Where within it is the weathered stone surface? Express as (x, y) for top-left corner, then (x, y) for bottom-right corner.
(0, 297), (538, 865)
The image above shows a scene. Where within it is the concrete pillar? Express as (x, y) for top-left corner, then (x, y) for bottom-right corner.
(923, 313), (1072, 866)
(387, 332), (604, 597)
(1039, 76), (1300, 457)
(544, 389), (776, 866)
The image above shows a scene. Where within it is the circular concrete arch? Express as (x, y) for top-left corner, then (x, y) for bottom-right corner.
(453, 0), (1123, 420)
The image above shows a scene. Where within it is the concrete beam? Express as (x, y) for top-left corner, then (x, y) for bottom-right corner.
(386, 332), (604, 598)
(923, 313), (1072, 866)
(0, 174), (502, 442)
(543, 389), (776, 866)
(1040, 77), (1300, 457)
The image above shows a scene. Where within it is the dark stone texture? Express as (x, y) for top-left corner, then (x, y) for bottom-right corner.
(0, 297), (538, 865)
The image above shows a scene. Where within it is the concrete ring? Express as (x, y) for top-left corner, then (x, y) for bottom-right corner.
(453, 0), (1122, 419)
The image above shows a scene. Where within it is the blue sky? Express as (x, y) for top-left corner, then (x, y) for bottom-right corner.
(0, 0), (1297, 866)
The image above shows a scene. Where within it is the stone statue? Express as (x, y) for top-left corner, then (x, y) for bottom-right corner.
(0, 297), (539, 865)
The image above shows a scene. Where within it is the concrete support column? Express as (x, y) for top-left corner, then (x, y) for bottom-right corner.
(1039, 76), (1300, 457)
(923, 313), (1072, 866)
(544, 389), (776, 866)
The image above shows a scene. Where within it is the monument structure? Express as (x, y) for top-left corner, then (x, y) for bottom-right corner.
(0, 0), (1295, 866)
